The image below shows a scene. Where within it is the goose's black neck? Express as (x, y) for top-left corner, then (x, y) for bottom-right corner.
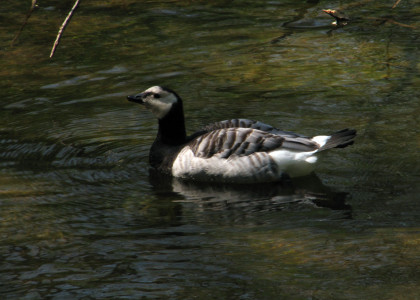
(156, 101), (187, 146)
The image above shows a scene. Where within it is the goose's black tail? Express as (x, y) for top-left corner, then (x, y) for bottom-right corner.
(318, 129), (357, 151)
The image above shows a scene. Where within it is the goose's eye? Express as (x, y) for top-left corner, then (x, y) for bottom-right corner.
(153, 93), (161, 99)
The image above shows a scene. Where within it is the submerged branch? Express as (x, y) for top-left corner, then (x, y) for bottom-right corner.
(11, 0), (37, 46)
(392, 0), (402, 9)
(382, 18), (415, 29)
(366, 16), (416, 29)
(49, 0), (80, 58)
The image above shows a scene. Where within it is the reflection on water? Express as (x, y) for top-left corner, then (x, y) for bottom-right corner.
(150, 170), (352, 216)
(1, 0), (420, 299)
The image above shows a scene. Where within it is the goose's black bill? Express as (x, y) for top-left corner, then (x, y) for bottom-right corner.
(127, 94), (145, 104)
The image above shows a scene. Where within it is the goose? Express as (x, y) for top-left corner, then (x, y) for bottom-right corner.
(127, 86), (356, 183)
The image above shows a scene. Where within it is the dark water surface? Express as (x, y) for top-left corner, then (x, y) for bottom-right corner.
(1, 0), (419, 299)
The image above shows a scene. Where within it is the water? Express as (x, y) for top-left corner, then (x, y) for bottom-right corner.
(1, 0), (419, 299)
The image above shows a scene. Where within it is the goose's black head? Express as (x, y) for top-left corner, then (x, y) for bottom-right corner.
(127, 86), (182, 120)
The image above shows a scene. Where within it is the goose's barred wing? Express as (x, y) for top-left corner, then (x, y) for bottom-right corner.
(201, 119), (308, 138)
(188, 128), (318, 159)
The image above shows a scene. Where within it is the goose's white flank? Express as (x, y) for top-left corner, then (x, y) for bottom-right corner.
(127, 86), (356, 183)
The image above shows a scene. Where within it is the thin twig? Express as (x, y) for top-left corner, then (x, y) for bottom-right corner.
(11, 0), (37, 46)
(49, 0), (81, 58)
(392, 0), (402, 9)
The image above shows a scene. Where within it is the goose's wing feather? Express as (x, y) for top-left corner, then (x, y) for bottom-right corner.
(188, 127), (318, 159)
(201, 118), (308, 138)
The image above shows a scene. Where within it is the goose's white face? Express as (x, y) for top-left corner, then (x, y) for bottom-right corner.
(128, 86), (178, 119)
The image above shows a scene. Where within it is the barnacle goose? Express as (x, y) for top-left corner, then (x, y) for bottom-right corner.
(127, 86), (356, 183)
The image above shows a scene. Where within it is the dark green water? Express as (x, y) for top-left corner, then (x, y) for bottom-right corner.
(1, 0), (419, 299)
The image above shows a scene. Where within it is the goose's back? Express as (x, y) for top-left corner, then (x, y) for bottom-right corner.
(201, 118), (307, 138)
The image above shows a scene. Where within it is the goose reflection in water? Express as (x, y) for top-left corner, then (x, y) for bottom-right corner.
(148, 169), (352, 217)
